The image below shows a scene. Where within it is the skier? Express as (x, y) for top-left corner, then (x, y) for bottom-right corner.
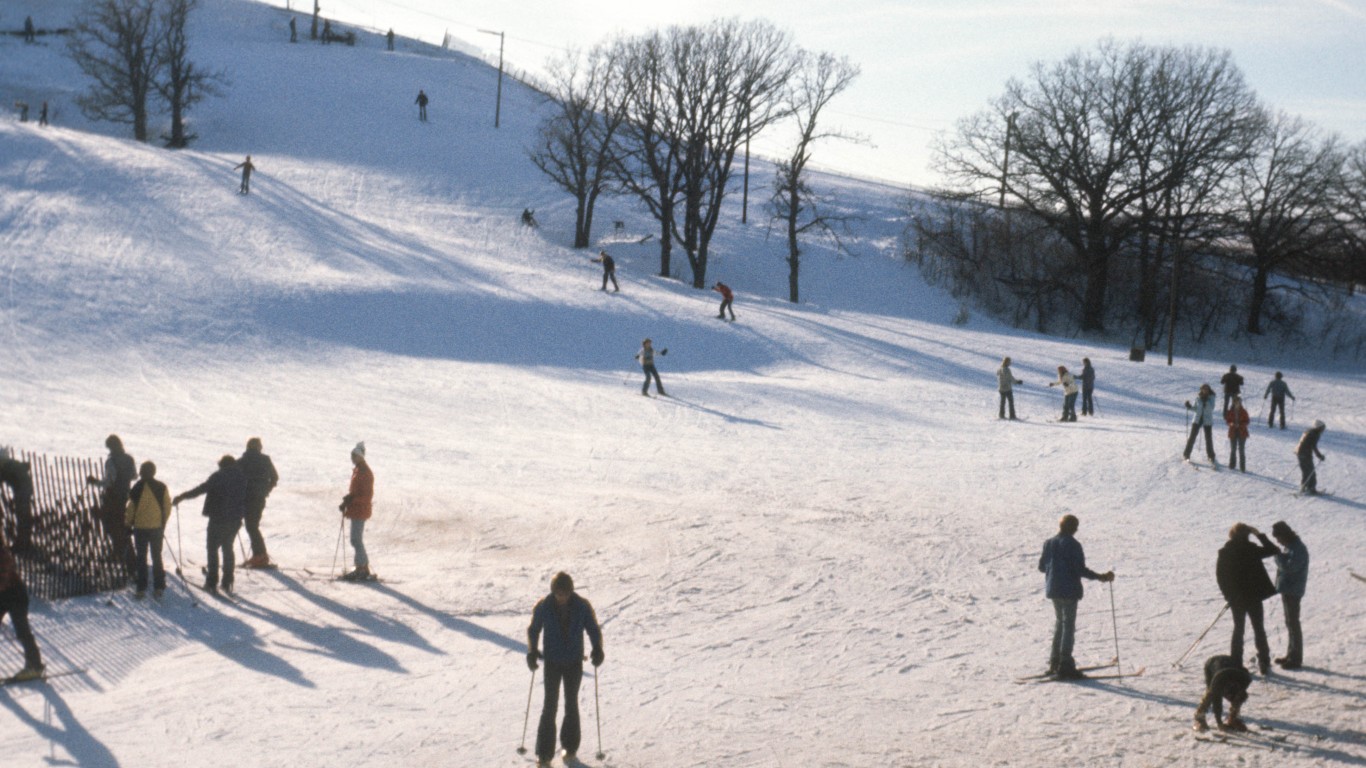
(174, 455), (247, 595)
(23, 16), (35, 43)
(1219, 364), (1244, 414)
(1294, 420), (1326, 495)
(1263, 372), (1294, 429)
(289, 16), (297, 43)
(0, 448), (34, 552)
(521, 208), (538, 228)
(1270, 521), (1308, 670)
(321, 19), (332, 44)
(997, 356), (1022, 420)
(1037, 514), (1114, 679)
(415, 89), (429, 122)
(124, 461), (172, 599)
(38, 101), (47, 127)
(1224, 395), (1249, 472)
(339, 442), (374, 581)
(526, 572), (604, 767)
(592, 250), (618, 292)
(87, 435), (137, 573)
(712, 282), (736, 321)
(1183, 384), (1218, 464)
(1192, 654), (1252, 732)
(238, 438), (279, 568)
(1215, 523), (1278, 675)
(1079, 358), (1095, 416)
(0, 533), (44, 681)
(636, 338), (666, 397)
(387, 28), (395, 51)
(234, 155), (256, 194)
(1048, 365), (1078, 422)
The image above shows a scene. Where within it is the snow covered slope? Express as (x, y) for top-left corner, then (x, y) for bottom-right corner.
(1, 2), (1363, 766)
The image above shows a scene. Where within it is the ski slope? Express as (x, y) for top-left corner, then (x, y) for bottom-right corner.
(1, 2), (1364, 766)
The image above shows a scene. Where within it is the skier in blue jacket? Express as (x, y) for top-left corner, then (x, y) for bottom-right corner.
(527, 572), (604, 766)
(1038, 515), (1114, 679)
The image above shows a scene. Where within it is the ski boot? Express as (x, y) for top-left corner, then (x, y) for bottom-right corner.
(12, 664), (44, 682)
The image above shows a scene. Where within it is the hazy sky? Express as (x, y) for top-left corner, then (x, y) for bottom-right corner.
(318, 0), (1366, 188)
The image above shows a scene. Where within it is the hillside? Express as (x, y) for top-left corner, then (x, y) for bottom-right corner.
(2, 2), (1364, 767)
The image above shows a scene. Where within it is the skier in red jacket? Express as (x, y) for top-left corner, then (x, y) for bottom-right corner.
(712, 282), (735, 321)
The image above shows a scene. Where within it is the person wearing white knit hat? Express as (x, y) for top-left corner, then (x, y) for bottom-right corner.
(339, 442), (374, 581)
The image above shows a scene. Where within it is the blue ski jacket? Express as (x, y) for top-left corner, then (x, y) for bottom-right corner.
(528, 593), (602, 665)
(1039, 533), (1102, 600)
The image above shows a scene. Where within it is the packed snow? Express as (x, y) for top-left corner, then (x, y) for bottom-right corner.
(1, 1), (1363, 766)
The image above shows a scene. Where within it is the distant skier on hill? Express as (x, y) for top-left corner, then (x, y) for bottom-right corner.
(415, 89), (429, 122)
(712, 282), (735, 321)
(1220, 364), (1244, 414)
(1295, 420), (1326, 495)
(1224, 396), (1249, 472)
(1079, 358), (1095, 416)
(233, 155), (256, 194)
(1192, 654), (1252, 732)
(1183, 384), (1218, 464)
(387, 28), (395, 51)
(1263, 372), (1294, 429)
(592, 250), (618, 292)
(1038, 514), (1114, 680)
(997, 356), (1022, 420)
(289, 16), (297, 43)
(1048, 365), (1078, 422)
(526, 571), (603, 767)
(636, 338), (666, 397)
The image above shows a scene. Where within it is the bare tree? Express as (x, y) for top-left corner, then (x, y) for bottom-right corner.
(530, 44), (633, 248)
(1228, 112), (1347, 333)
(770, 51), (860, 303)
(68, 0), (161, 142)
(155, 0), (223, 148)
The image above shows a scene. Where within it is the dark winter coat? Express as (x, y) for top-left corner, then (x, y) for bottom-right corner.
(1038, 533), (1102, 600)
(103, 450), (137, 504)
(1274, 537), (1309, 599)
(1264, 379), (1294, 401)
(1296, 427), (1324, 459)
(1203, 654), (1252, 700)
(0, 539), (20, 593)
(237, 448), (279, 504)
(1220, 371), (1244, 395)
(181, 465), (248, 522)
(1215, 534), (1277, 608)
(1080, 363), (1095, 390)
(528, 592), (602, 665)
(0, 458), (32, 499)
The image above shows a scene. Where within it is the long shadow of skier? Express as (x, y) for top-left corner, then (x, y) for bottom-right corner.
(367, 582), (525, 653)
(0, 682), (120, 766)
(230, 593), (414, 673)
(261, 569), (444, 658)
(178, 597), (313, 688)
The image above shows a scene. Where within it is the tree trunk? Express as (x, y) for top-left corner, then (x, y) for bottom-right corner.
(574, 194), (589, 248)
(1246, 264), (1269, 335)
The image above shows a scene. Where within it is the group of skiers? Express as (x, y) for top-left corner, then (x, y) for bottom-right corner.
(997, 356), (1095, 421)
(1037, 514), (1311, 734)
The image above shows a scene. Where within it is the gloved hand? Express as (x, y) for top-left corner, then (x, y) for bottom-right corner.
(590, 648), (604, 667)
(526, 651), (540, 671)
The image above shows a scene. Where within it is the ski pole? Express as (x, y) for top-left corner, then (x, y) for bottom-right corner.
(332, 517), (345, 578)
(173, 503), (184, 576)
(1108, 580), (1121, 675)
(516, 667), (535, 755)
(1172, 603), (1227, 668)
(163, 538), (199, 607)
(594, 667), (605, 760)
(238, 530), (248, 561)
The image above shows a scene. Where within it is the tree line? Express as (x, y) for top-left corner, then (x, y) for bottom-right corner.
(66, 0), (223, 147)
(913, 39), (1364, 354)
(529, 19), (859, 303)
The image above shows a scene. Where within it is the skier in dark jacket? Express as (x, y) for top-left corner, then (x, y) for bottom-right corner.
(1038, 515), (1114, 679)
(1295, 420), (1326, 495)
(1193, 654), (1252, 732)
(415, 89), (429, 122)
(592, 251), (618, 292)
(88, 434), (137, 571)
(527, 572), (603, 767)
(234, 155), (256, 194)
(1079, 358), (1095, 416)
(1215, 523), (1278, 675)
(1263, 372), (1295, 429)
(174, 456), (248, 594)
(238, 438), (280, 568)
(1270, 521), (1308, 669)
(1219, 364), (1244, 414)
(0, 448), (34, 552)
(0, 533), (44, 681)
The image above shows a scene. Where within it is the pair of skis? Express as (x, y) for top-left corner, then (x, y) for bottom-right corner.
(1015, 657), (1145, 683)
(0, 668), (87, 687)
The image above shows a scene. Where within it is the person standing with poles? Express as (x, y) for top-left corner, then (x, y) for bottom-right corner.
(1215, 523), (1278, 675)
(1183, 384), (1218, 465)
(1224, 395), (1249, 472)
(415, 89), (429, 122)
(339, 442), (374, 581)
(174, 455), (248, 595)
(592, 251), (618, 292)
(1038, 514), (1114, 679)
(1220, 364), (1244, 414)
(635, 339), (666, 397)
(1079, 358), (1096, 416)
(0, 532), (44, 681)
(234, 155), (256, 195)
(1295, 420), (1326, 496)
(526, 572), (604, 767)
(238, 438), (279, 568)
(1270, 521), (1308, 670)
(125, 461), (172, 600)
(997, 356), (1022, 420)
(1263, 372), (1295, 429)
(88, 434), (137, 574)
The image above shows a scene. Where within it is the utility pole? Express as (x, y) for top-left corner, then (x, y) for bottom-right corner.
(479, 29), (505, 129)
(742, 112), (751, 223)
(311, 0), (319, 41)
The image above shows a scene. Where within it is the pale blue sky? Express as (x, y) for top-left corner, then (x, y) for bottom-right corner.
(321, 0), (1366, 188)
